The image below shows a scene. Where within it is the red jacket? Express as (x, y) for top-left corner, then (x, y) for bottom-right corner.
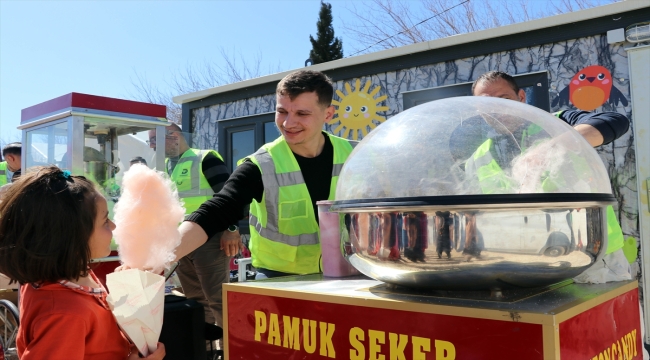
(17, 271), (130, 360)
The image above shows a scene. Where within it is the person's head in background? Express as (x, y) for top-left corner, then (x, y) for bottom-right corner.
(472, 71), (526, 103)
(147, 124), (188, 158)
(2, 142), (22, 172)
(275, 70), (335, 152)
(0, 166), (115, 284)
(129, 156), (148, 168)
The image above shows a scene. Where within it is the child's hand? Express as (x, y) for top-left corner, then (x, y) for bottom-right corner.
(127, 343), (165, 359)
(114, 264), (155, 272)
(114, 264), (131, 272)
(144, 343), (165, 359)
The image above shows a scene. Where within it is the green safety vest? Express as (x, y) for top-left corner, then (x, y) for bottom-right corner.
(0, 162), (7, 186)
(466, 135), (624, 254)
(247, 133), (354, 274)
(168, 148), (224, 215)
(466, 139), (516, 194)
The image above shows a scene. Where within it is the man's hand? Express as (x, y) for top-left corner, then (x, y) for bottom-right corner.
(220, 229), (245, 257)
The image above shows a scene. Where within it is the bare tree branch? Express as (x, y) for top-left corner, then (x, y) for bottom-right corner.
(128, 48), (283, 124)
(343, 0), (619, 55)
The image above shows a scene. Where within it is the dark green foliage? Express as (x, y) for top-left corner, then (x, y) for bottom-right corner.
(309, 1), (343, 65)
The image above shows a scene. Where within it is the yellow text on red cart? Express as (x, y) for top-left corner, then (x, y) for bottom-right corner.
(254, 310), (457, 359)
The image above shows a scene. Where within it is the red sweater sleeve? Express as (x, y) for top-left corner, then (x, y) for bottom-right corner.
(21, 313), (88, 360)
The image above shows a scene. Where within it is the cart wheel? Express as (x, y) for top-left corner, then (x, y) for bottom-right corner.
(544, 246), (566, 257)
(544, 232), (570, 257)
(0, 299), (19, 360)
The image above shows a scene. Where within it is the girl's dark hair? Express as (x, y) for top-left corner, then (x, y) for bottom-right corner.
(0, 166), (99, 284)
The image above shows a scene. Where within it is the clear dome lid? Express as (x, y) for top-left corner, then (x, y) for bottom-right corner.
(335, 97), (612, 203)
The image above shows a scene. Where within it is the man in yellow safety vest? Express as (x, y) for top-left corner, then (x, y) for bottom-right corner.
(148, 123), (234, 335)
(471, 71), (631, 283)
(0, 142), (22, 187)
(174, 70), (355, 279)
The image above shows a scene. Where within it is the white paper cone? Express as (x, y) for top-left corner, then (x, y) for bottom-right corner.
(106, 269), (165, 356)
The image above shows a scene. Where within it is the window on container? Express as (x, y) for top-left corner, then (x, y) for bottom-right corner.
(264, 122), (281, 143)
(231, 130), (255, 168)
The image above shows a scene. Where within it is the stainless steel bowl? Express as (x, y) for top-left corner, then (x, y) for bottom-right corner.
(332, 196), (610, 290)
(331, 97), (616, 290)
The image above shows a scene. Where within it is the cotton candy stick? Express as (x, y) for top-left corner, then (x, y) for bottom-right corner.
(112, 164), (186, 273)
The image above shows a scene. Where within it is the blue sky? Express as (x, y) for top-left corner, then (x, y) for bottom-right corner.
(0, 0), (614, 145)
(0, 0), (369, 143)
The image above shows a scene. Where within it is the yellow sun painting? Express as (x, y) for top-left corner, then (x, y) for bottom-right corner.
(331, 79), (389, 140)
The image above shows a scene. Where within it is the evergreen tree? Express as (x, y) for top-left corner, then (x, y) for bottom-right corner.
(309, 1), (343, 65)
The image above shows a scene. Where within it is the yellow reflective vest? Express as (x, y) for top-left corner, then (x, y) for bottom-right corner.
(168, 148), (224, 215)
(247, 133), (354, 274)
(465, 137), (624, 254)
(0, 162), (7, 186)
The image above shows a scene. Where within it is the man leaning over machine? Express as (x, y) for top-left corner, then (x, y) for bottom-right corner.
(471, 71), (631, 284)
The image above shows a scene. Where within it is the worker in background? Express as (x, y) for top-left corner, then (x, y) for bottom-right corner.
(0, 142), (22, 186)
(471, 71), (631, 282)
(147, 124), (234, 343)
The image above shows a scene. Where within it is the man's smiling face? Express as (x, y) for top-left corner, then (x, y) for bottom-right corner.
(275, 91), (333, 148)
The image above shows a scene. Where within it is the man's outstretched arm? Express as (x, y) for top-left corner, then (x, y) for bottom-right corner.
(557, 110), (630, 147)
(176, 161), (264, 259)
(174, 221), (209, 260)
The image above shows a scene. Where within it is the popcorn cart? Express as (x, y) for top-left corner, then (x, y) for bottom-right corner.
(18, 93), (171, 284)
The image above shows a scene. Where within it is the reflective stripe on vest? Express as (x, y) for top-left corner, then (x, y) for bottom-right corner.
(249, 138), (350, 245)
(249, 147), (320, 246)
(0, 162), (6, 186)
(168, 148), (224, 214)
(248, 161), (347, 246)
(248, 133), (353, 273)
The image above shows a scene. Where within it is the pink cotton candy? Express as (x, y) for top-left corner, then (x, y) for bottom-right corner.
(113, 164), (186, 273)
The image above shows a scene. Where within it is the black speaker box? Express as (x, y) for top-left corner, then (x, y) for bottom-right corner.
(159, 295), (207, 360)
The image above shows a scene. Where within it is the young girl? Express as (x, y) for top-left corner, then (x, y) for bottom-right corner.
(0, 166), (165, 360)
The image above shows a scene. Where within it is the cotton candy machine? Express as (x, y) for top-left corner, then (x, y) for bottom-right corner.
(330, 96), (614, 290)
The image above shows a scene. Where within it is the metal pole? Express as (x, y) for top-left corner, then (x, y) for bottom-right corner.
(235, 258), (252, 283)
(626, 44), (650, 343)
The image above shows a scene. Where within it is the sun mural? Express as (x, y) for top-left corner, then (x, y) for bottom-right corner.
(331, 79), (389, 140)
